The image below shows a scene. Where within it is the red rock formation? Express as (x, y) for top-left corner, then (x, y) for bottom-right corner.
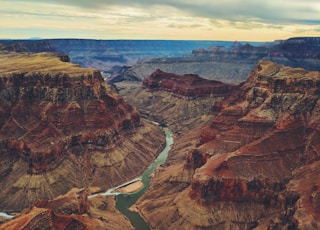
(188, 60), (320, 227)
(135, 60), (320, 229)
(0, 52), (165, 212)
(117, 70), (240, 132)
(143, 69), (236, 97)
(0, 52), (139, 176)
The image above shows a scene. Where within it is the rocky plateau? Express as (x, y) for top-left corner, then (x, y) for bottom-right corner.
(133, 60), (320, 229)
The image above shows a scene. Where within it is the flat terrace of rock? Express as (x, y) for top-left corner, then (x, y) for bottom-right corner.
(0, 52), (96, 76)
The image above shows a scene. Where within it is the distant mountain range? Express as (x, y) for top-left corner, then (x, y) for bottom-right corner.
(0, 37), (319, 84)
(110, 37), (320, 84)
(0, 39), (250, 70)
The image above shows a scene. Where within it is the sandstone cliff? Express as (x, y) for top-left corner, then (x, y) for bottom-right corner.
(135, 60), (320, 229)
(0, 52), (165, 212)
(116, 70), (239, 132)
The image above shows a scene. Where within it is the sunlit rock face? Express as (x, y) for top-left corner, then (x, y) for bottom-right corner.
(0, 52), (165, 212)
(135, 60), (320, 229)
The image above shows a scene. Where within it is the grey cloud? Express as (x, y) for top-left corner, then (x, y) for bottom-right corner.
(4, 0), (320, 26)
(166, 1), (320, 25)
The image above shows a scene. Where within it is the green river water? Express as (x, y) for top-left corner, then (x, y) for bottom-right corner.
(116, 129), (173, 230)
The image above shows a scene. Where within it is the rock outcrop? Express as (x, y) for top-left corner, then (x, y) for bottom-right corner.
(0, 52), (165, 212)
(0, 188), (134, 230)
(135, 60), (320, 229)
(116, 70), (239, 131)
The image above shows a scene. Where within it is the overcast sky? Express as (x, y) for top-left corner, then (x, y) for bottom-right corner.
(1, 0), (320, 41)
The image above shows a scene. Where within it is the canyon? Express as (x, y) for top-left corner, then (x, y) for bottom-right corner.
(128, 60), (320, 229)
(0, 52), (165, 216)
(1, 37), (320, 230)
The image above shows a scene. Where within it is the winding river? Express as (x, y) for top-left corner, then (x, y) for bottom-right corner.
(116, 129), (173, 230)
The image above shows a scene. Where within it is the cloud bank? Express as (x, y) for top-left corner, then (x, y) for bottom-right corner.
(1, 0), (320, 40)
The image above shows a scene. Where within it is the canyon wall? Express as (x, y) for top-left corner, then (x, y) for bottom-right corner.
(116, 70), (239, 132)
(0, 52), (165, 212)
(135, 60), (320, 229)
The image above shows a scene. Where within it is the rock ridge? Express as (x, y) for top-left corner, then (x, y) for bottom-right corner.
(143, 69), (236, 98)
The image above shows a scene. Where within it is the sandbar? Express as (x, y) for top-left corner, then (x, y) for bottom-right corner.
(116, 181), (144, 193)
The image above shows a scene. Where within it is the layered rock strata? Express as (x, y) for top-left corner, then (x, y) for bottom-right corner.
(135, 60), (320, 229)
(143, 69), (236, 97)
(0, 52), (165, 212)
(116, 70), (239, 132)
